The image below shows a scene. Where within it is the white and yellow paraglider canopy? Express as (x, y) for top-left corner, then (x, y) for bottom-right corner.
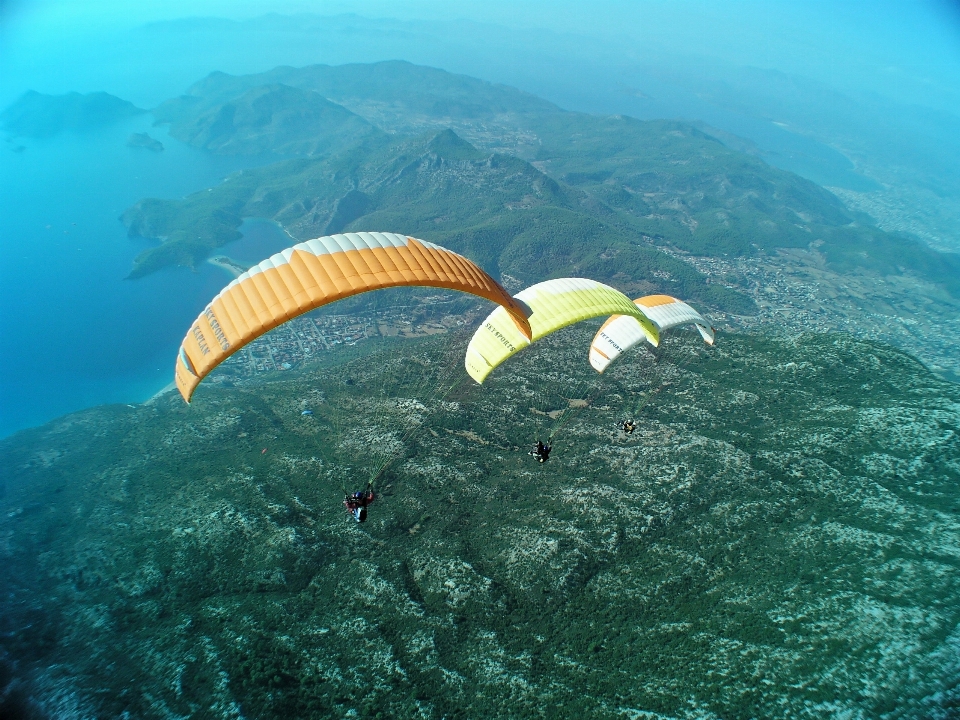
(175, 232), (532, 402)
(589, 294), (714, 373)
(464, 278), (659, 384)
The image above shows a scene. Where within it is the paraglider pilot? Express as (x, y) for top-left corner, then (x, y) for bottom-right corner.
(621, 419), (637, 435)
(529, 440), (552, 463)
(344, 483), (376, 522)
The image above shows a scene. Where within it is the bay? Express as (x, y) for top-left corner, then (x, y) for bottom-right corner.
(0, 116), (274, 437)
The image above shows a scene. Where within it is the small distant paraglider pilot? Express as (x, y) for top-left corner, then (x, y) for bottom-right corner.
(621, 419), (637, 435)
(344, 483), (376, 522)
(529, 440), (552, 463)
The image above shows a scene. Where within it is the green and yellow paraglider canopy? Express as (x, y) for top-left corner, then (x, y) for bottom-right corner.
(175, 232), (532, 402)
(464, 277), (659, 384)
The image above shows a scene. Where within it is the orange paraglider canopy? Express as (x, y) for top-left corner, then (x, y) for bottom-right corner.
(175, 232), (531, 402)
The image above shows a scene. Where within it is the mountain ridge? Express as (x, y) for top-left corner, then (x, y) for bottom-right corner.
(131, 62), (960, 302)
(122, 127), (753, 315)
(153, 82), (385, 156)
(0, 90), (145, 138)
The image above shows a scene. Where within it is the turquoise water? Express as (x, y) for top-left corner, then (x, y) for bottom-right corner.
(218, 217), (297, 270)
(0, 117), (273, 437)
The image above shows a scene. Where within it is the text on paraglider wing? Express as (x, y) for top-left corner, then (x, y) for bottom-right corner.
(485, 322), (516, 351)
(192, 326), (210, 355)
(203, 309), (231, 351)
(599, 332), (623, 353)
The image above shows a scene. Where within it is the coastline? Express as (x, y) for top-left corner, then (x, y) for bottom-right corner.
(208, 254), (250, 278)
(148, 381), (177, 401)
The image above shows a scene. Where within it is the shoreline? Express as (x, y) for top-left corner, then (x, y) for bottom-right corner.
(208, 254), (250, 278)
(148, 381), (177, 402)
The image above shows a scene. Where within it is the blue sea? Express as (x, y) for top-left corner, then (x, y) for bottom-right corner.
(0, 119), (292, 437)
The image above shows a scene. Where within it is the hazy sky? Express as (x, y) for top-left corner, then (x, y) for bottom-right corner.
(2, 0), (959, 207)
(3, 0), (959, 113)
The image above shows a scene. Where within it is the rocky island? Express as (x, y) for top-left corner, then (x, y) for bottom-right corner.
(0, 90), (144, 138)
(127, 132), (164, 152)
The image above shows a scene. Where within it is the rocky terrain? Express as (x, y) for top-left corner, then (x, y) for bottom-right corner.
(2, 329), (958, 719)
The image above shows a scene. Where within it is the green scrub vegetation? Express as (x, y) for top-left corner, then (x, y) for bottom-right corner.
(2, 330), (957, 718)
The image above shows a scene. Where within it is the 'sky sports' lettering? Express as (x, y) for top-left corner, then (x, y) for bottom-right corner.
(599, 332), (623, 353)
(204, 309), (231, 351)
(485, 322), (516, 351)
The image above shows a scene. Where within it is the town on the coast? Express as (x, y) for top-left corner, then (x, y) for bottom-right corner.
(211, 293), (481, 382)
(208, 245), (960, 386)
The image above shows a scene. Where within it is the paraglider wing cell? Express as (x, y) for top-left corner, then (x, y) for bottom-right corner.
(464, 278), (659, 384)
(175, 232), (532, 402)
(589, 294), (714, 373)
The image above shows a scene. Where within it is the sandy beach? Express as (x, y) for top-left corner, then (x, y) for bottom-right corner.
(208, 255), (250, 278)
(147, 381), (177, 401)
